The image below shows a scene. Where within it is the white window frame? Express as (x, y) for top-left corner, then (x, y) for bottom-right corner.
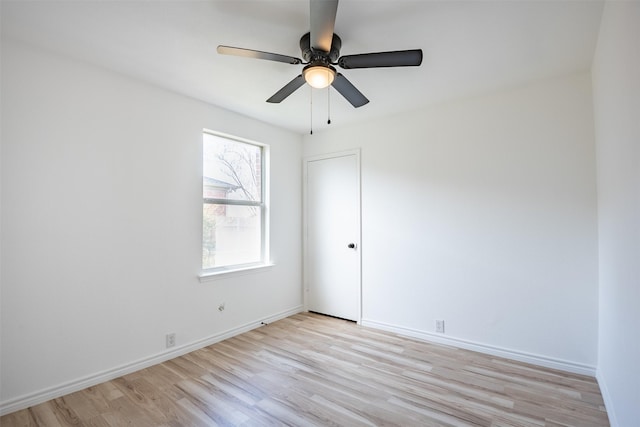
(199, 130), (271, 281)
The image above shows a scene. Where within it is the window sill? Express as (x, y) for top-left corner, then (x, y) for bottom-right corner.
(199, 263), (274, 282)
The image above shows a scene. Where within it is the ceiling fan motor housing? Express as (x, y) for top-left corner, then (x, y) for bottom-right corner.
(300, 32), (342, 64)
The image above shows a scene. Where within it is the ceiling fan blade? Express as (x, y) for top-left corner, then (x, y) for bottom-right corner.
(310, 0), (338, 52)
(266, 75), (306, 103)
(338, 49), (423, 69)
(217, 46), (302, 65)
(331, 73), (369, 108)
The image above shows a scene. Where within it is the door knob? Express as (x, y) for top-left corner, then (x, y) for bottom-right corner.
(348, 243), (357, 249)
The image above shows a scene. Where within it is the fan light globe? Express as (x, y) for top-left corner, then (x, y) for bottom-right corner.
(303, 65), (336, 89)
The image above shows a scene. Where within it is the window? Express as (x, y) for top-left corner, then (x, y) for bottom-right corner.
(202, 131), (268, 273)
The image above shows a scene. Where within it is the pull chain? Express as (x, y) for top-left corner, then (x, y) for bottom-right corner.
(327, 82), (332, 125)
(310, 86), (313, 135)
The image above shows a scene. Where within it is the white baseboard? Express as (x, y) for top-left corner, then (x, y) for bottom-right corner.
(360, 318), (597, 377)
(0, 305), (304, 416)
(596, 369), (618, 427)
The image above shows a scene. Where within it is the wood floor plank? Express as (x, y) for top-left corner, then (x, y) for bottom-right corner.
(1, 312), (610, 426)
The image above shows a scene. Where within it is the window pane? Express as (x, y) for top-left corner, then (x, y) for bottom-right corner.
(202, 203), (262, 269)
(203, 133), (262, 202)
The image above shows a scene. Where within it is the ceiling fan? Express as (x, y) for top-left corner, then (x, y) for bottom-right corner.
(217, 0), (423, 108)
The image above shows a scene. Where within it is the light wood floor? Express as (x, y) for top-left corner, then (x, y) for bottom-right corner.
(1, 312), (609, 426)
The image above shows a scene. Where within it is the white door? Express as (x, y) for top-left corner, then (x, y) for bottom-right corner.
(304, 151), (361, 322)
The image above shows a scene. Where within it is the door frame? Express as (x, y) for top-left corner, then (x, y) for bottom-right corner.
(302, 149), (362, 323)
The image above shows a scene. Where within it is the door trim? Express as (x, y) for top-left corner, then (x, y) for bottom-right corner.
(303, 149), (362, 323)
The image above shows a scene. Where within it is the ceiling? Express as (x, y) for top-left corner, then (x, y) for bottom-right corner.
(1, 0), (604, 135)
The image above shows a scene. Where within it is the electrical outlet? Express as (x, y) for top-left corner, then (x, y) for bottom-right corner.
(218, 302), (225, 312)
(435, 320), (445, 334)
(166, 333), (176, 348)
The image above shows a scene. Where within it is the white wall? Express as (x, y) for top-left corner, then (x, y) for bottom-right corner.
(592, 2), (640, 425)
(303, 73), (599, 372)
(0, 40), (302, 411)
